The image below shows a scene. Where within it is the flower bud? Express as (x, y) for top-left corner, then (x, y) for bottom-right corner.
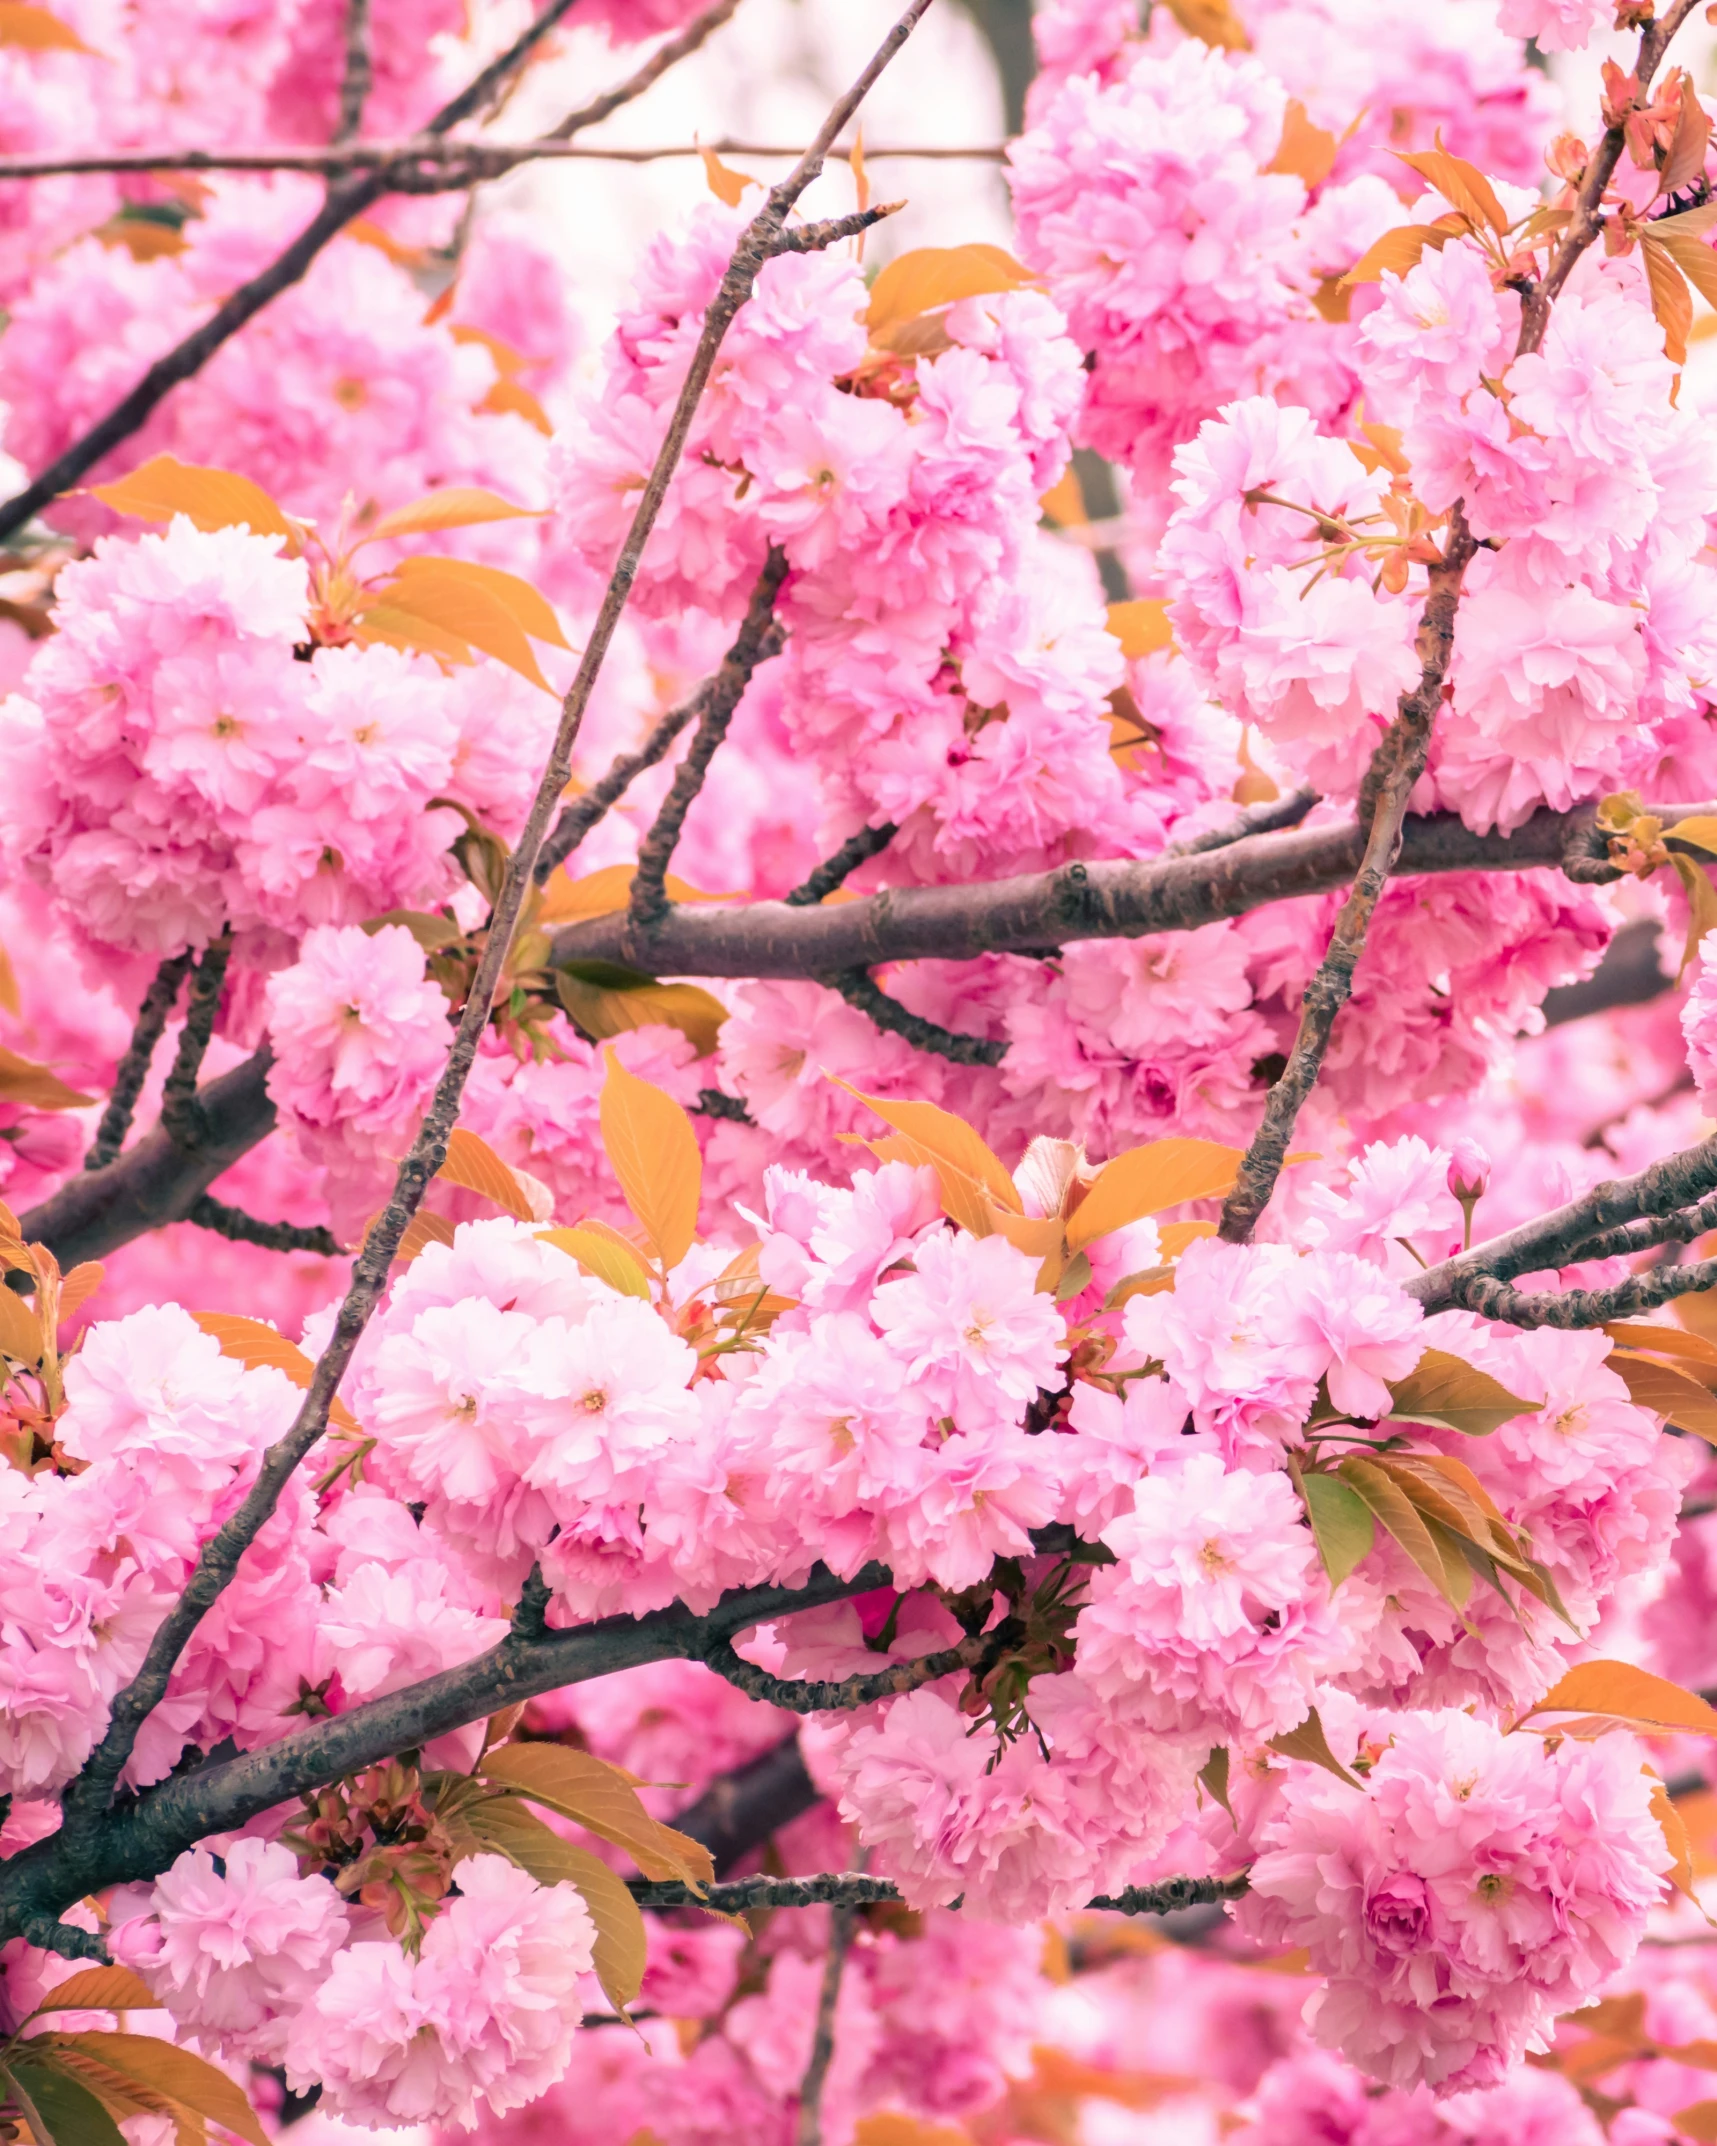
(1446, 1138), (1491, 1204)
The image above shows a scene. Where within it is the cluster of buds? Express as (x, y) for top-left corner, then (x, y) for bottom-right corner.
(284, 1761), (462, 1949)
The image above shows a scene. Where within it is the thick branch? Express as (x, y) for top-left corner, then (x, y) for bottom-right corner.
(1448, 1257), (1717, 1328)
(0, 1564), (886, 1942)
(671, 1737), (819, 1872)
(83, 953), (189, 1172)
(26, 1051), (277, 1269)
(549, 799), (1618, 977)
(1409, 1131), (1717, 1313)
(1542, 916), (1672, 1027)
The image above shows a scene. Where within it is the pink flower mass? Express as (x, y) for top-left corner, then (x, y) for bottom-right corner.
(2, 2), (1717, 2142)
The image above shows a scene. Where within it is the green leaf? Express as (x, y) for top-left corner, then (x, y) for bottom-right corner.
(1299, 1470), (1375, 1589)
(1337, 1456), (1468, 1610)
(1267, 1707), (1362, 1789)
(5, 2060), (130, 2146)
(1384, 1348), (1533, 1436)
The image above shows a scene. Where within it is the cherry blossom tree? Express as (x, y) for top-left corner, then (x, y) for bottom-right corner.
(7, 0), (1717, 2141)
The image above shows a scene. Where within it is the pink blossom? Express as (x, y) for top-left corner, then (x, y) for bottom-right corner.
(1237, 1709), (1667, 2094)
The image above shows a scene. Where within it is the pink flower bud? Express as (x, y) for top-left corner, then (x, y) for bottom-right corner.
(1447, 1139), (1491, 1203)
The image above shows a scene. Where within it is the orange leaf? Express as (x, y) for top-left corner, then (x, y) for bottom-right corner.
(537, 862), (737, 926)
(1394, 142), (1509, 238)
(1522, 1659), (1717, 1737)
(699, 142), (756, 207)
(89, 455), (297, 547)
(363, 486), (544, 545)
(599, 1053), (702, 1271)
(0, 3), (101, 53)
(1105, 598), (1173, 659)
(438, 1127), (542, 1222)
(190, 1311), (362, 1436)
(388, 553), (569, 649)
(1064, 1139), (1243, 1252)
(1266, 98), (1339, 188)
(865, 244), (1040, 336)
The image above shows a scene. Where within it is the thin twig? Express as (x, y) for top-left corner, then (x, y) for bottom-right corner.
(158, 935), (232, 1149)
(697, 1628), (994, 1711)
(538, 547), (790, 885)
(796, 1869), (864, 2146)
(1517, 0), (1703, 350)
(626, 1871), (1251, 1915)
(334, 0), (373, 144)
(542, 0), (744, 137)
(47, 0), (935, 1855)
(0, 0), (723, 542)
(186, 1195), (341, 1259)
(1217, 516), (1477, 1243)
(0, 139), (1005, 181)
(785, 823), (898, 906)
(826, 966), (1007, 1067)
(628, 548), (790, 928)
(83, 953), (189, 1172)
(1161, 785), (1319, 859)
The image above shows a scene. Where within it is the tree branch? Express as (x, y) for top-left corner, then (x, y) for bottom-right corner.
(1161, 784), (1319, 859)
(670, 1737), (819, 1872)
(334, 0), (373, 144)
(0, 1563), (888, 1944)
(825, 966), (1007, 1066)
(27, 1051), (278, 1269)
(547, 800), (1600, 977)
(786, 823), (899, 907)
(1217, 515), (1477, 1243)
(158, 935), (231, 1149)
(627, 553), (789, 929)
(696, 1627), (996, 1710)
(1408, 1131), (1717, 1313)
(1444, 1257), (1717, 1328)
(1517, 0), (1704, 350)
(796, 1875), (861, 2146)
(31, 0), (938, 1886)
(1542, 916), (1672, 1027)
(541, 546), (788, 889)
(185, 1195), (341, 1259)
(0, 0), (736, 541)
(0, 140), (1005, 182)
(628, 1871), (1251, 1914)
(82, 953), (190, 1172)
